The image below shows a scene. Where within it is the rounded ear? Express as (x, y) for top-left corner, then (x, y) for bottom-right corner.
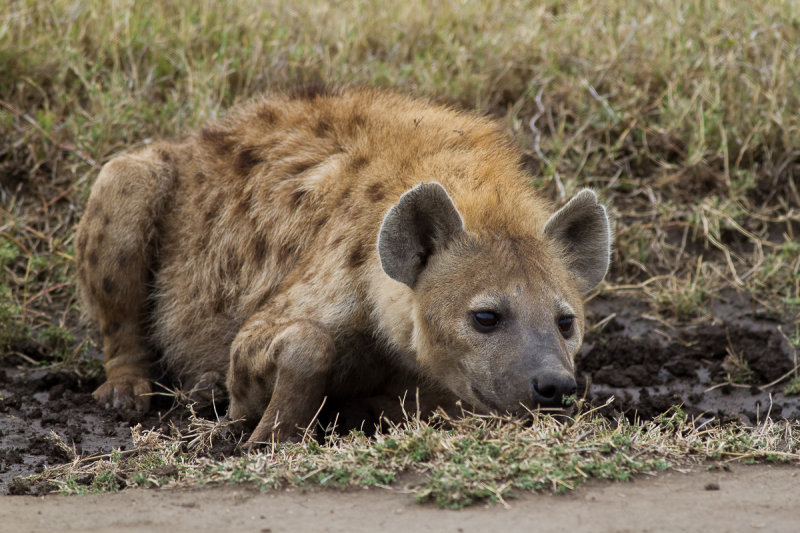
(377, 182), (464, 288)
(544, 189), (612, 295)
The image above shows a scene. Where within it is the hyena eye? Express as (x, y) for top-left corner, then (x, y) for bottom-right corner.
(472, 311), (500, 332)
(557, 315), (575, 338)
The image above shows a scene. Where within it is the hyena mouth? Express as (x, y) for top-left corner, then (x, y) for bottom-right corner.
(470, 383), (576, 417)
(469, 384), (502, 413)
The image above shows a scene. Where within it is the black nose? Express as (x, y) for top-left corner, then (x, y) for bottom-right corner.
(531, 372), (577, 407)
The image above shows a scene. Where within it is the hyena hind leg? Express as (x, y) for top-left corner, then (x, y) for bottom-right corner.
(75, 146), (178, 412)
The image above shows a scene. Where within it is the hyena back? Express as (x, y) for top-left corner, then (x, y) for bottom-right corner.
(75, 87), (611, 445)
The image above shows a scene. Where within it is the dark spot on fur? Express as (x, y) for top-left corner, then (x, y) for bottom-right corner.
(116, 252), (129, 269)
(254, 290), (274, 310)
(284, 159), (316, 177)
(96, 233), (105, 245)
(337, 187), (352, 208)
(289, 188), (307, 208)
(313, 115), (334, 137)
(257, 105), (278, 124)
(102, 277), (114, 294)
(347, 242), (367, 269)
(366, 182), (385, 202)
(88, 250), (98, 267)
(349, 113), (367, 130)
(330, 235), (345, 247)
(234, 146), (262, 176)
(234, 196), (250, 216)
(195, 171), (206, 184)
(103, 321), (121, 336)
(277, 243), (296, 266)
(201, 128), (235, 154)
(255, 373), (267, 388)
(204, 204), (218, 223)
(313, 214), (329, 231)
(348, 154), (369, 172)
(156, 149), (173, 163)
(103, 215), (110, 226)
(253, 239), (267, 264)
(290, 84), (334, 100)
(212, 294), (225, 314)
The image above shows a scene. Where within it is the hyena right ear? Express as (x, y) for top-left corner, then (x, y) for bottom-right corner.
(378, 182), (464, 288)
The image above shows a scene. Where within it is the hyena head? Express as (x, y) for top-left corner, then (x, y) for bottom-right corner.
(378, 183), (611, 414)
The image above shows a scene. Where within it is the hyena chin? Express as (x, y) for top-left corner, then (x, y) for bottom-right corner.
(76, 87), (611, 445)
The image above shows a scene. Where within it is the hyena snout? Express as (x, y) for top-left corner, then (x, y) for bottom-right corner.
(531, 370), (577, 407)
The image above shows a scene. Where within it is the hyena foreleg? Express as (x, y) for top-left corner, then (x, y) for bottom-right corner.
(227, 315), (335, 445)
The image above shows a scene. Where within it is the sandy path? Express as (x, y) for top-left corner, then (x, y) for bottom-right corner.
(3, 464), (798, 533)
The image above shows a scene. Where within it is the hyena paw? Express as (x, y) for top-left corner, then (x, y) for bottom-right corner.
(243, 426), (302, 450)
(93, 376), (151, 412)
(186, 371), (226, 407)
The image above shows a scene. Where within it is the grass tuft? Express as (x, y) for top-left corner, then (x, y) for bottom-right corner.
(23, 403), (800, 507)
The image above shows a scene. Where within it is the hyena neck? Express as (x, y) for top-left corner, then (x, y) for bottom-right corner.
(369, 271), (421, 370)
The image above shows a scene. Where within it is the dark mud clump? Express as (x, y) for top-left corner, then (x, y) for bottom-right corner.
(578, 295), (800, 424)
(0, 349), (229, 495)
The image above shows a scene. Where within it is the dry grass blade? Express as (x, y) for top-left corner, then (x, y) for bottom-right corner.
(20, 403), (799, 507)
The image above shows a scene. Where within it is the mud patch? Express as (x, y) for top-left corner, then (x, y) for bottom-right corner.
(578, 294), (800, 424)
(1, 362), (124, 491)
(0, 351), (230, 495)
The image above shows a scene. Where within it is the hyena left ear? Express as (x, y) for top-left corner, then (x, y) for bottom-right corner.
(544, 189), (612, 295)
(378, 182), (464, 288)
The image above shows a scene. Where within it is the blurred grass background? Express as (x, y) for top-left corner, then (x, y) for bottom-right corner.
(1, 0), (798, 360)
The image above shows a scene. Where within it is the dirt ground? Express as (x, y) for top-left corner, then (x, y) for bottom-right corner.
(3, 464), (799, 533)
(578, 293), (800, 425)
(2, 291), (799, 496)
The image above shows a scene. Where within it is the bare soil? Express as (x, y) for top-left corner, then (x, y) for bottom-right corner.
(578, 293), (800, 425)
(3, 464), (799, 533)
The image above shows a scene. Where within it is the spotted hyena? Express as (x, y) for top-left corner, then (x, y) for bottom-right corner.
(75, 87), (611, 445)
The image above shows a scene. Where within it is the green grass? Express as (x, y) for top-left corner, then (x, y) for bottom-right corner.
(784, 376), (800, 396)
(2, 0), (800, 505)
(34, 405), (800, 508)
(3, 0), (798, 332)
